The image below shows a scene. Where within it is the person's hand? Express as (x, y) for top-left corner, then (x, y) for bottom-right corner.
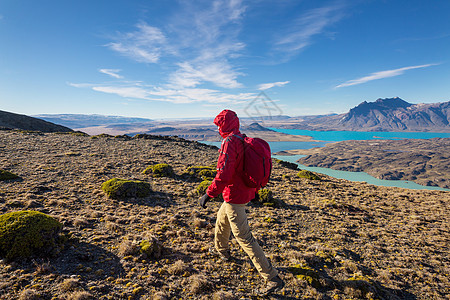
(199, 194), (211, 209)
(251, 192), (259, 202)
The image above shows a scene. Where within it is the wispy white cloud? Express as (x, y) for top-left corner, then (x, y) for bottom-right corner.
(258, 81), (290, 90)
(107, 23), (168, 63)
(92, 86), (150, 99)
(71, 80), (255, 105)
(275, 3), (346, 55)
(169, 61), (243, 89)
(335, 63), (439, 88)
(105, 1), (246, 90)
(67, 82), (94, 88)
(84, 1), (326, 104)
(99, 69), (123, 79)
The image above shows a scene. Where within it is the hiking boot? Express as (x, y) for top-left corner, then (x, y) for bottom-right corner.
(209, 247), (232, 262)
(258, 275), (285, 296)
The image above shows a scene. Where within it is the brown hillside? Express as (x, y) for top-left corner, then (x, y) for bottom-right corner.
(0, 131), (448, 299)
(0, 110), (73, 133)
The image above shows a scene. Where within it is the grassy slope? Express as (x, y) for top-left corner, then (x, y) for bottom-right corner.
(0, 131), (448, 299)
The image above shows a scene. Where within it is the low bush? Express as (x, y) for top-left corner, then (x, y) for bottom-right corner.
(0, 210), (63, 260)
(101, 178), (151, 199)
(184, 166), (216, 180)
(258, 188), (273, 202)
(140, 236), (162, 259)
(196, 180), (212, 196)
(256, 188), (281, 207)
(297, 170), (321, 180)
(143, 163), (174, 178)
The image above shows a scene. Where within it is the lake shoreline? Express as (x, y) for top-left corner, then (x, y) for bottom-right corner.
(285, 138), (450, 190)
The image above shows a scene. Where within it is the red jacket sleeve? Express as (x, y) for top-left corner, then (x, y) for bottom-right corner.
(206, 135), (240, 198)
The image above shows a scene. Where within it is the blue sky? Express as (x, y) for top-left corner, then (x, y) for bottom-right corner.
(1, 0), (449, 119)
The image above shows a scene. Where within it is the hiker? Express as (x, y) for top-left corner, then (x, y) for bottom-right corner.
(198, 109), (284, 295)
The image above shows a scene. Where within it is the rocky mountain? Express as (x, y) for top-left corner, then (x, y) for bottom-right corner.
(283, 98), (450, 132)
(242, 122), (276, 132)
(0, 110), (73, 133)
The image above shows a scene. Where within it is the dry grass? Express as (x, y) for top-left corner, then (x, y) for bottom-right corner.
(66, 291), (94, 300)
(213, 290), (237, 300)
(18, 289), (41, 300)
(60, 278), (81, 292)
(167, 259), (188, 275)
(117, 238), (139, 257)
(189, 274), (211, 294)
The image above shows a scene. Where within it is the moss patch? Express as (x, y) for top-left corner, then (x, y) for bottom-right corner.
(143, 163), (174, 178)
(0, 169), (20, 181)
(288, 264), (321, 288)
(184, 166), (216, 180)
(258, 188), (273, 202)
(101, 178), (151, 199)
(255, 188), (281, 207)
(139, 237), (162, 259)
(196, 180), (212, 196)
(297, 170), (321, 180)
(0, 210), (63, 260)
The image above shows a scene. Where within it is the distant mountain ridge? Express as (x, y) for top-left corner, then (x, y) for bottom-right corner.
(34, 114), (153, 129)
(285, 97), (450, 132)
(0, 110), (73, 133)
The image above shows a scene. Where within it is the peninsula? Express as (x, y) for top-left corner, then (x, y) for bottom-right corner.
(286, 138), (450, 189)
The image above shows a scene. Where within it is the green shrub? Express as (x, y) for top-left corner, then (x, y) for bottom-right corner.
(139, 237), (162, 259)
(143, 164), (174, 178)
(297, 170), (321, 180)
(196, 180), (212, 196)
(101, 178), (151, 199)
(198, 169), (216, 180)
(257, 188), (281, 207)
(258, 188), (273, 202)
(0, 169), (20, 181)
(185, 166), (216, 180)
(0, 210), (63, 260)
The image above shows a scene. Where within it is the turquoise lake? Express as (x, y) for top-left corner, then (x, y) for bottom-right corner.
(269, 128), (450, 141)
(201, 129), (450, 192)
(272, 154), (449, 192)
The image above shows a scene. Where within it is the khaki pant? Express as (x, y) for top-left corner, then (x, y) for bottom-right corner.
(215, 201), (278, 280)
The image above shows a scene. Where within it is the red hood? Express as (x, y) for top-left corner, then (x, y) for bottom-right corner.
(214, 109), (240, 138)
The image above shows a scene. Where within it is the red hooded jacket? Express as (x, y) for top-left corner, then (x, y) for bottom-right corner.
(206, 110), (256, 204)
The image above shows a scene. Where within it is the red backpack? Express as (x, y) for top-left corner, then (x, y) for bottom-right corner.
(234, 134), (272, 190)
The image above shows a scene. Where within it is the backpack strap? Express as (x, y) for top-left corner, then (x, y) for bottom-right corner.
(229, 133), (246, 168)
